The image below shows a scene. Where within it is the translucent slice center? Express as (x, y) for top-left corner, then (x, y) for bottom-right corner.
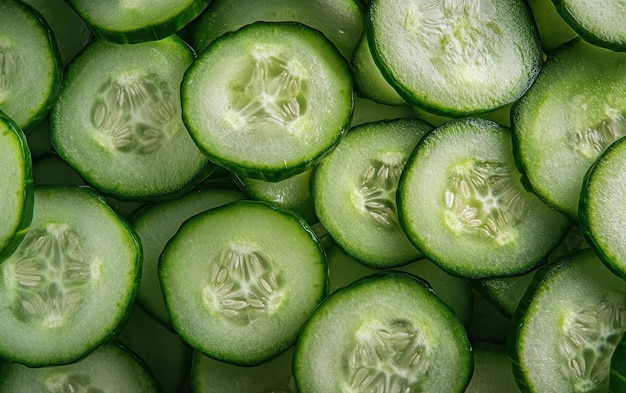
(571, 108), (626, 160)
(90, 73), (178, 154)
(45, 373), (104, 393)
(444, 160), (526, 245)
(356, 156), (405, 226)
(343, 319), (432, 392)
(0, 45), (17, 103)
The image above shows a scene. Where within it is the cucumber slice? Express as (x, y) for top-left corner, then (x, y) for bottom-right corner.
(182, 21), (353, 181)
(510, 248), (626, 393)
(551, 0), (626, 51)
(0, 342), (160, 392)
(0, 186), (141, 367)
(368, 0), (542, 116)
(314, 118), (433, 267)
(159, 200), (326, 366)
(293, 271), (472, 392)
(0, 0), (61, 130)
(579, 136), (626, 278)
(68, 0), (211, 44)
(0, 110), (33, 262)
(398, 118), (571, 278)
(189, 0), (365, 60)
(51, 36), (212, 201)
(351, 95), (416, 127)
(525, 0), (578, 52)
(512, 38), (626, 220)
(131, 187), (245, 326)
(191, 348), (295, 393)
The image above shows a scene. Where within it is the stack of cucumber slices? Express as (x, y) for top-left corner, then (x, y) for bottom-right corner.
(2, 0), (626, 391)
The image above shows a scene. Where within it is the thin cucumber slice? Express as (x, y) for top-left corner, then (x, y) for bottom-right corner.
(293, 271), (472, 393)
(322, 236), (473, 326)
(191, 348), (295, 393)
(314, 118), (433, 267)
(233, 169), (316, 224)
(0, 186), (141, 367)
(579, 136), (626, 278)
(159, 200), (327, 366)
(51, 36), (212, 201)
(0, 0), (61, 130)
(368, 0), (542, 116)
(23, 0), (92, 65)
(512, 38), (626, 220)
(552, 0), (626, 51)
(351, 33), (406, 106)
(510, 248), (626, 393)
(68, 0), (212, 44)
(189, 0), (365, 59)
(131, 187), (245, 326)
(465, 343), (522, 393)
(0, 110), (33, 262)
(398, 118), (571, 278)
(0, 342), (160, 392)
(182, 21), (353, 181)
(118, 305), (191, 393)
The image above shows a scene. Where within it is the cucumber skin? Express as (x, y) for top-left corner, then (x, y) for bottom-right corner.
(69, 0), (212, 44)
(0, 110), (34, 264)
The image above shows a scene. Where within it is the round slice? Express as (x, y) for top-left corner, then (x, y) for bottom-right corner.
(510, 248), (626, 393)
(368, 0), (542, 116)
(0, 342), (160, 392)
(51, 35), (212, 201)
(182, 21), (353, 181)
(512, 38), (626, 220)
(0, 0), (61, 129)
(69, 0), (211, 44)
(0, 186), (141, 367)
(0, 110), (33, 262)
(313, 118), (433, 268)
(398, 118), (571, 278)
(293, 271), (472, 393)
(552, 0), (626, 51)
(579, 136), (626, 278)
(159, 200), (326, 366)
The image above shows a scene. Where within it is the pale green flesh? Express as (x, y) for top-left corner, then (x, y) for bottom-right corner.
(294, 272), (472, 393)
(182, 22), (353, 181)
(0, 343), (159, 392)
(52, 36), (209, 200)
(160, 200), (326, 366)
(398, 118), (571, 278)
(512, 249), (626, 393)
(0, 114), (31, 259)
(0, 0), (59, 129)
(555, 0), (626, 49)
(190, 0), (365, 59)
(0, 186), (140, 367)
(581, 137), (626, 277)
(314, 119), (433, 267)
(368, 0), (542, 115)
(513, 39), (626, 220)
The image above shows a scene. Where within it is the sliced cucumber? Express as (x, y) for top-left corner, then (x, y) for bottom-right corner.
(51, 36), (212, 201)
(0, 342), (160, 392)
(398, 118), (571, 278)
(189, 0), (365, 59)
(293, 271), (472, 392)
(314, 118), (433, 267)
(579, 136), (626, 278)
(551, 0), (626, 51)
(368, 0), (542, 116)
(0, 110), (33, 262)
(68, 0), (211, 44)
(131, 187), (245, 326)
(0, 0), (61, 130)
(0, 186), (141, 367)
(182, 21), (353, 181)
(512, 38), (626, 220)
(351, 95), (416, 127)
(159, 200), (326, 366)
(525, 0), (578, 52)
(510, 248), (626, 393)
